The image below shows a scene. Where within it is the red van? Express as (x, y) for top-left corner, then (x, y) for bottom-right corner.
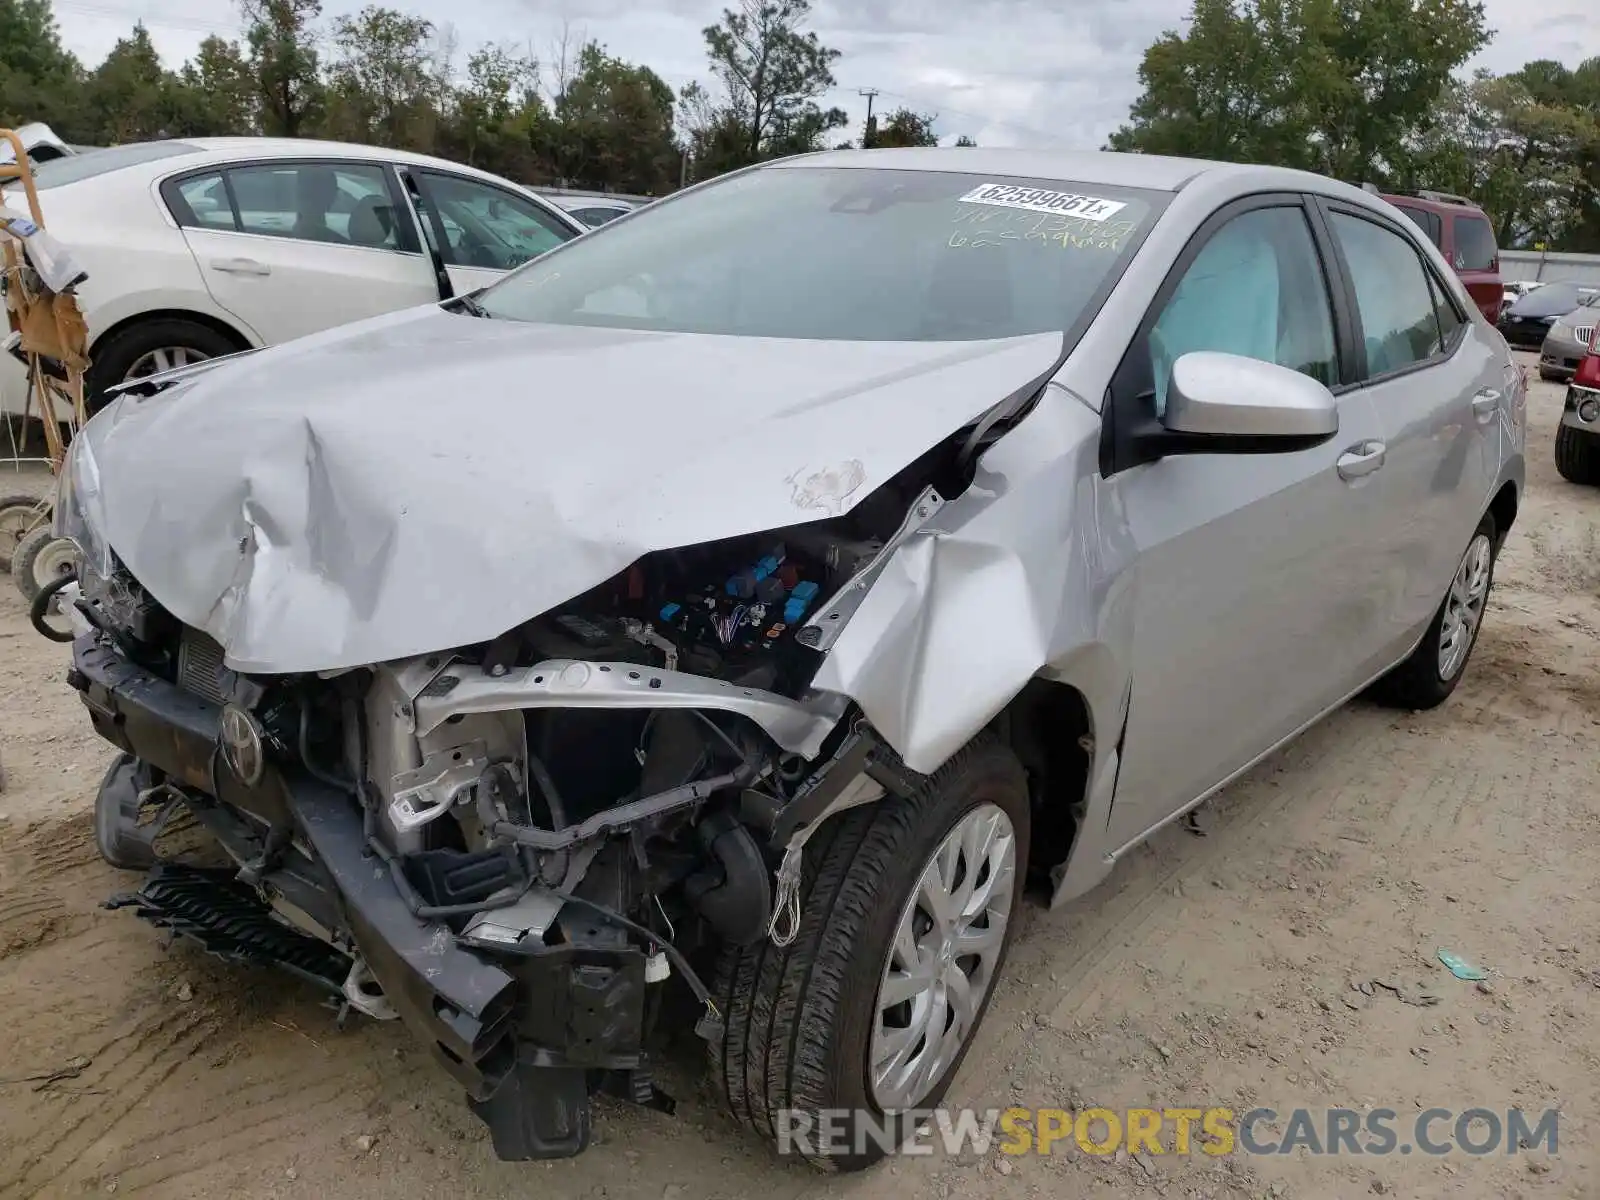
(1380, 189), (1504, 323)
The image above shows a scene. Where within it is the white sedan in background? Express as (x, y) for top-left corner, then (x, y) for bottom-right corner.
(547, 194), (640, 227)
(0, 137), (586, 416)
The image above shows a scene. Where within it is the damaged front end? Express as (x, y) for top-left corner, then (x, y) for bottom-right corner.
(62, 476), (941, 1160)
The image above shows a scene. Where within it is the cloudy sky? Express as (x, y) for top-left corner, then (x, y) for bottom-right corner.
(48, 0), (1600, 149)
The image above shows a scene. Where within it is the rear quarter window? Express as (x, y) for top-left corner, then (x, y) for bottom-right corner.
(1452, 214), (1497, 272)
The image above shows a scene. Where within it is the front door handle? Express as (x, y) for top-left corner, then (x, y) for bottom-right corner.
(1336, 440), (1387, 481)
(1471, 388), (1501, 421)
(209, 257), (271, 276)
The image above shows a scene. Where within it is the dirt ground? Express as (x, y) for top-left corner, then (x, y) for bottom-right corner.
(1, 358), (1597, 1200)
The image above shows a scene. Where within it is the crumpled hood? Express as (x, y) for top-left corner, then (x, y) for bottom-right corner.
(82, 304), (1061, 673)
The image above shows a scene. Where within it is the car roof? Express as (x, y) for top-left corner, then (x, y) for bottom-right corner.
(41, 136), (549, 200)
(179, 136), (519, 182)
(771, 146), (1385, 204)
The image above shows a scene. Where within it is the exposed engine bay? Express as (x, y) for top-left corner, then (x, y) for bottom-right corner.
(62, 467), (945, 1161)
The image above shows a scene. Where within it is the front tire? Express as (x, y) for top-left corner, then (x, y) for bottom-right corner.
(1554, 422), (1600, 485)
(711, 735), (1028, 1171)
(1369, 512), (1498, 710)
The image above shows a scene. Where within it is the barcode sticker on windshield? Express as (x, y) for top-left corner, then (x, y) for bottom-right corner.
(958, 184), (1126, 222)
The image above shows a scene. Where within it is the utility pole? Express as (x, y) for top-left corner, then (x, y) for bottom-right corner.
(858, 88), (879, 149)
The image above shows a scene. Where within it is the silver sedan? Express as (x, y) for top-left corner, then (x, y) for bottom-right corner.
(1539, 301), (1600, 381)
(57, 147), (1526, 1169)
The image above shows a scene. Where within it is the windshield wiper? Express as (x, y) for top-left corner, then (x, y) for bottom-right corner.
(452, 292), (493, 319)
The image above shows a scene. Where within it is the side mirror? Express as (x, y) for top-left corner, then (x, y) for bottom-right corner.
(1159, 351), (1338, 450)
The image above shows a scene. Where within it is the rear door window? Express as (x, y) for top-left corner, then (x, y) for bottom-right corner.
(225, 161), (400, 246)
(1452, 215), (1497, 271)
(1393, 204), (1443, 249)
(1328, 210), (1444, 377)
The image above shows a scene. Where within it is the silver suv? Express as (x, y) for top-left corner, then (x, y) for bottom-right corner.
(49, 147), (1525, 1171)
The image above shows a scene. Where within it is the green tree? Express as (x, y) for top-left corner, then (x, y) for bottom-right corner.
(1406, 66), (1600, 249)
(702, 0), (845, 164)
(1296, 0), (1491, 182)
(871, 107), (938, 148)
(1107, 0), (1309, 164)
(84, 23), (174, 143)
(546, 42), (678, 193)
(0, 0), (85, 136)
(441, 44), (540, 171)
(242, 0), (324, 137)
(677, 79), (749, 180)
(170, 36), (257, 136)
(1109, 0), (1491, 185)
(954, 134), (977, 147)
(323, 6), (439, 147)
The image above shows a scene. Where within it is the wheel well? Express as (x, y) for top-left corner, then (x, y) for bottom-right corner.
(995, 678), (1092, 890)
(1488, 481), (1518, 547)
(91, 309), (254, 359)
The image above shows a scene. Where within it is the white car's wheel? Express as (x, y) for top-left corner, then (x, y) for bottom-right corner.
(86, 318), (240, 409)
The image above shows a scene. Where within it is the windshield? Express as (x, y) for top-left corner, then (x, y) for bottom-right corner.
(26, 141), (201, 189)
(474, 166), (1165, 341)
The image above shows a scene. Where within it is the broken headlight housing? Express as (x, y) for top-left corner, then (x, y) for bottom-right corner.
(52, 433), (115, 579)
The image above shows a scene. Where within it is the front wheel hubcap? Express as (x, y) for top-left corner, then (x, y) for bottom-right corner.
(1438, 532), (1492, 681)
(871, 802), (1016, 1111)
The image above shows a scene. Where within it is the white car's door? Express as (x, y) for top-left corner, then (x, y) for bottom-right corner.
(1103, 196), (1393, 850)
(165, 159), (441, 345)
(400, 168), (579, 296)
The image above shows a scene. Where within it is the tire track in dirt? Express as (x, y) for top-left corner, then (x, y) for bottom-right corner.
(7, 1006), (222, 1198)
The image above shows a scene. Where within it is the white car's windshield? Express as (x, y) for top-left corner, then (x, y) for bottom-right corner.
(474, 166), (1166, 341)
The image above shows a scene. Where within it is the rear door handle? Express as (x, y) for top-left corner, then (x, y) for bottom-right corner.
(1336, 440), (1386, 481)
(1471, 388), (1501, 421)
(209, 257), (270, 276)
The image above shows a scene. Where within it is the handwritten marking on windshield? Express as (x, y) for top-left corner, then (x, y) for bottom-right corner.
(948, 213), (1139, 251)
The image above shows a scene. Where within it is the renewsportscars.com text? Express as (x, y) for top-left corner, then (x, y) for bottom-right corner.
(775, 1106), (1560, 1159)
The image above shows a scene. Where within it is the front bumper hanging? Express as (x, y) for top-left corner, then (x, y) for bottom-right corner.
(68, 632), (657, 1160)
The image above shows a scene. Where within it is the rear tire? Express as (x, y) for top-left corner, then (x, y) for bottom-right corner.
(710, 735), (1029, 1171)
(86, 318), (240, 410)
(1554, 422), (1600, 485)
(1369, 512), (1497, 711)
